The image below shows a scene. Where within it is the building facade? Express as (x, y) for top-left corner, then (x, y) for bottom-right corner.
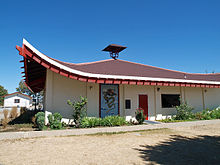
(16, 39), (220, 120)
(3, 92), (32, 108)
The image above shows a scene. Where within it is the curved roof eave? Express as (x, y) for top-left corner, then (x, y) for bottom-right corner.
(22, 39), (220, 85)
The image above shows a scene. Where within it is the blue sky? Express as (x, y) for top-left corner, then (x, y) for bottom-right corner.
(0, 0), (220, 93)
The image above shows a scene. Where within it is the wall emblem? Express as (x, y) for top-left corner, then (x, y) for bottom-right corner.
(100, 84), (119, 118)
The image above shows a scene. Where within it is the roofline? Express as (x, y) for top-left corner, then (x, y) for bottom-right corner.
(22, 38), (220, 85)
(2, 92), (32, 98)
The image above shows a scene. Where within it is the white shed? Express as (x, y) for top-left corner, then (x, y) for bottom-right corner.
(3, 92), (32, 108)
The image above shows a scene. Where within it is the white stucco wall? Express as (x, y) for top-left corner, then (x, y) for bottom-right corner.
(185, 87), (204, 112)
(44, 69), (99, 118)
(44, 69), (220, 120)
(4, 94), (32, 108)
(204, 88), (220, 110)
(122, 84), (155, 120)
(155, 86), (181, 119)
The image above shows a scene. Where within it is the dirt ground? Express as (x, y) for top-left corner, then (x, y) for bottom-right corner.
(0, 123), (220, 165)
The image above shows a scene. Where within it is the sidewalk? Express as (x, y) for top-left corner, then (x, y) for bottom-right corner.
(0, 119), (220, 141)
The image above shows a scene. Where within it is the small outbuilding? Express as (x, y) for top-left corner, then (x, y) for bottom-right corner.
(16, 39), (220, 120)
(3, 92), (32, 108)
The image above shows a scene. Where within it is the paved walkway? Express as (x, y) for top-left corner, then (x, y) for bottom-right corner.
(0, 119), (220, 141)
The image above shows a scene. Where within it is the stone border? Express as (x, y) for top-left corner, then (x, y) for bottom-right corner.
(0, 119), (220, 141)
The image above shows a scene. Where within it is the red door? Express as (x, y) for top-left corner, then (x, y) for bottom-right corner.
(139, 95), (148, 120)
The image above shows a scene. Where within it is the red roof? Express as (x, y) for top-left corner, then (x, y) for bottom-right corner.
(16, 39), (220, 93)
(55, 59), (220, 82)
(3, 92), (32, 99)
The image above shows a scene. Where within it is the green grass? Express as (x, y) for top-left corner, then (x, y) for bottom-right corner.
(63, 128), (170, 137)
(158, 119), (197, 123)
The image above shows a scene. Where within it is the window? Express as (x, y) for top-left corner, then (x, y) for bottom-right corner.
(161, 94), (180, 108)
(14, 99), (20, 103)
(125, 99), (131, 109)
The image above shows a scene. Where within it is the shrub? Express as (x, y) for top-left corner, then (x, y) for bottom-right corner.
(81, 116), (127, 128)
(10, 107), (18, 119)
(48, 112), (63, 129)
(36, 116), (45, 130)
(35, 112), (45, 130)
(3, 109), (9, 119)
(81, 117), (101, 128)
(35, 112), (45, 119)
(2, 109), (9, 128)
(2, 118), (9, 128)
(200, 109), (212, 120)
(20, 107), (27, 114)
(101, 116), (113, 127)
(210, 108), (220, 119)
(135, 108), (145, 124)
(194, 108), (220, 120)
(31, 116), (37, 127)
(67, 96), (88, 128)
(194, 112), (203, 120)
(174, 102), (194, 120)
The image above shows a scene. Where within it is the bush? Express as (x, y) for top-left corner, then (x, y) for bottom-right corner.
(36, 116), (45, 130)
(2, 118), (9, 128)
(210, 108), (220, 119)
(67, 96), (88, 128)
(194, 108), (220, 120)
(20, 107), (27, 114)
(10, 107), (18, 119)
(2, 109), (9, 128)
(48, 112), (63, 129)
(3, 109), (9, 119)
(135, 108), (145, 124)
(200, 109), (212, 120)
(81, 117), (101, 128)
(35, 112), (45, 130)
(35, 112), (45, 119)
(81, 116), (127, 128)
(102, 116), (127, 126)
(31, 116), (37, 127)
(175, 102), (194, 120)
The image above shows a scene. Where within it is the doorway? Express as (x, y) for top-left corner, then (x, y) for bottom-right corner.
(138, 95), (148, 120)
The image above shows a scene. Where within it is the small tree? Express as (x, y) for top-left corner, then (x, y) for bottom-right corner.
(67, 96), (87, 128)
(0, 85), (8, 106)
(175, 102), (194, 120)
(135, 108), (145, 124)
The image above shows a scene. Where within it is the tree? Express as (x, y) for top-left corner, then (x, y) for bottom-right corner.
(0, 85), (8, 106)
(67, 96), (87, 128)
(16, 80), (33, 96)
(16, 80), (44, 110)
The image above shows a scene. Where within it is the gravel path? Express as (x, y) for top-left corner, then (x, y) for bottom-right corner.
(0, 119), (220, 140)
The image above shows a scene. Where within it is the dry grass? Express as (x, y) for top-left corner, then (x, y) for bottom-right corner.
(31, 116), (37, 127)
(3, 109), (9, 119)
(2, 109), (9, 128)
(2, 118), (9, 128)
(10, 107), (18, 119)
(1, 123), (220, 165)
(0, 123), (34, 132)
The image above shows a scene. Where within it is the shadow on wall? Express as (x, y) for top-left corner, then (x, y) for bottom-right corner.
(135, 135), (220, 165)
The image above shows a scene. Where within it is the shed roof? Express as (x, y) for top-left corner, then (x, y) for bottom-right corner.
(3, 92), (32, 99)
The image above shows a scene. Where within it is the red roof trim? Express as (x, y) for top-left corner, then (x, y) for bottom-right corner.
(16, 42), (220, 89)
(2, 92), (32, 99)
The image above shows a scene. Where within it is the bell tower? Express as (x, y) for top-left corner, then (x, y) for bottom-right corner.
(102, 44), (127, 60)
